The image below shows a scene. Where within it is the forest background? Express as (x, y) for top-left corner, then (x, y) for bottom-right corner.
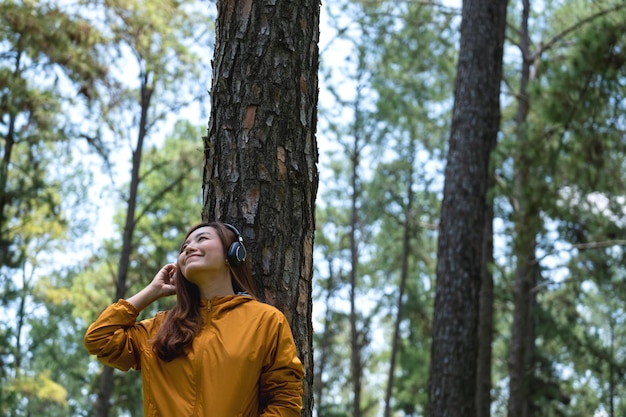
(1, 0), (626, 417)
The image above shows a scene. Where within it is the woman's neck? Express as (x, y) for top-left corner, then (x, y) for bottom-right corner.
(197, 276), (235, 300)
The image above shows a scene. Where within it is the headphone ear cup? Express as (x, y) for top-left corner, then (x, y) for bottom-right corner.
(227, 241), (246, 266)
(224, 223), (246, 266)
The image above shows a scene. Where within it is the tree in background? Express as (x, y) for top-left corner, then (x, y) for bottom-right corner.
(501, 1), (626, 415)
(202, 0), (320, 414)
(309, 0), (626, 415)
(427, 1), (507, 417)
(0, 0), (107, 267)
(314, 4), (383, 414)
(76, 121), (205, 416)
(312, 204), (352, 416)
(364, 3), (456, 415)
(543, 11), (626, 412)
(0, 1), (108, 413)
(314, 0), (457, 415)
(84, 0), (212, 414)
(338, 11), (375, 415)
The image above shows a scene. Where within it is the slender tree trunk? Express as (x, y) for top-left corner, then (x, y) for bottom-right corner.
(427, 0), (507, 415)
(203, 1), (320, 415)
(114, 78), (152, 301)
(0, 49), (22, 266)
(383, 159), (415, 417)
(507, 0), (539, 415)
(94, 368), (114, 417)
(527, 270), (538, 417)
(609, 316), (615, 417)
(313, 261), (336, 416)
(0, 120), (15, 266)
(347, 46), (371, 416)
(476, 187), (494, 417)
(94, 77), (153, 417)
(349, 108), (362, 417)
(507, 185), (540, 417)
(14, 266), (29, 372)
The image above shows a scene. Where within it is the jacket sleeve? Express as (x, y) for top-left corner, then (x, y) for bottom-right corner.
(259, 313), (305, 417)
(84, 299), (155, 371)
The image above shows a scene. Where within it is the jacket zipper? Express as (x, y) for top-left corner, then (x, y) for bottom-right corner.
(194, 300), (212, 416)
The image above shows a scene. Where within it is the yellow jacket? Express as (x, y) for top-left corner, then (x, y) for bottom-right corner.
(85, 295), (304, 416)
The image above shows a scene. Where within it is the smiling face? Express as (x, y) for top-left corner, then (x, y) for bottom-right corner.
(177, 226), (229, 284)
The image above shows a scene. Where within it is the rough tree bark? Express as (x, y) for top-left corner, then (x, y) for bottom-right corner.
(427, 0), (508, 416)
(202, 1), (320, 415)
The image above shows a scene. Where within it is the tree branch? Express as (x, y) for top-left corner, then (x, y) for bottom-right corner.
(133, 172), (188, 226)
(531, 240), (626, 293)
(535, 239), (626, 264)
(531, 4), (626, 61)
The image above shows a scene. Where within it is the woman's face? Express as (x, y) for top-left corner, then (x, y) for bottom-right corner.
(177, 226), (227, 281)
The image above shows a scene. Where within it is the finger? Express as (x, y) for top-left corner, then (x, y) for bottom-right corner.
(163, 283), (177, 295)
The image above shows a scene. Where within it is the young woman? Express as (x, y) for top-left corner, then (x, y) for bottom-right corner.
(84, 222), (304, 416)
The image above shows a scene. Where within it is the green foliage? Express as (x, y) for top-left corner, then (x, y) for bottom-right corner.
(6, 372), (67, 409)
(492, 2), (626, 415)
(0, 0), (107, 102)
(368, 2), (457, 154)
(0, 144), (81, 415)
(534, 10), (626, 194)
(127, 121), (205, 297)
(1, 1), (210, 413)
(315, 1), (454, 415)
(318, 0), (626, 416)
(95, 0), (213, 140)
(531, 9), (626, 411)
(0, 0), (108, 269)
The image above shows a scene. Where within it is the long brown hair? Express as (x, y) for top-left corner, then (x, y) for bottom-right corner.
(151, 222), (256, 361)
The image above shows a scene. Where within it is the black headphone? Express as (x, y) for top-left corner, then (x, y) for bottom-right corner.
(224, 223), (246, 266)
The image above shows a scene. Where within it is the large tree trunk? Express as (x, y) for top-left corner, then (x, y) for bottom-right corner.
(427, 0), (508, 416)
(202, 1), (320, 415)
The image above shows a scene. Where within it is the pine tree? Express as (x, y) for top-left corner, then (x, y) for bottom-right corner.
(202, 1), (320, 414)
